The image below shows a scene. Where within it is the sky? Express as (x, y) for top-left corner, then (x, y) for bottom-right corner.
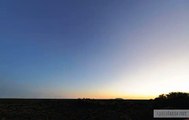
(0, 0), (189, 99)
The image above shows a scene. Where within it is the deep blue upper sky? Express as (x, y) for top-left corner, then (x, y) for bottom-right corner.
(1, 0), (189, 98)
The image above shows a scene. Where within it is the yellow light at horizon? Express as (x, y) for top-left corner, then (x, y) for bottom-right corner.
(104, 55), (189, 99)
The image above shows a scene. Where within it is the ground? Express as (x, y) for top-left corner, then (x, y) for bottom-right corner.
(0, 99), (188, 120)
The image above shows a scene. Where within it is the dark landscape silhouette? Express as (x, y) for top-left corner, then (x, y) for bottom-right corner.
(0, 92), (189, 120)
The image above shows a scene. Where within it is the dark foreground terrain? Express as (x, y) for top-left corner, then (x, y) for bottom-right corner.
(0, 92), (189, 120)
(0, 99), (154, 120)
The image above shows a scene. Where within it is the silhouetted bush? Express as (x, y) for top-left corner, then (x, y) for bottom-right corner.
(154, 92), (189, 108)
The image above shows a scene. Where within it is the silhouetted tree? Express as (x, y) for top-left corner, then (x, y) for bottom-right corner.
(166, 92), (189, 99)
(155, 94), (167, 100)
(154, 92), (189, 108)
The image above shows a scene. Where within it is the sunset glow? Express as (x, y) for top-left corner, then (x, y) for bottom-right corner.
(1, 0), (189, 99)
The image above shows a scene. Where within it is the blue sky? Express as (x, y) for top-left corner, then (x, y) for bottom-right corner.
(1, 0), (189, 98)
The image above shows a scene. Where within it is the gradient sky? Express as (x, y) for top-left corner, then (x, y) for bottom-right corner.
(0, 0), (189, 99)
